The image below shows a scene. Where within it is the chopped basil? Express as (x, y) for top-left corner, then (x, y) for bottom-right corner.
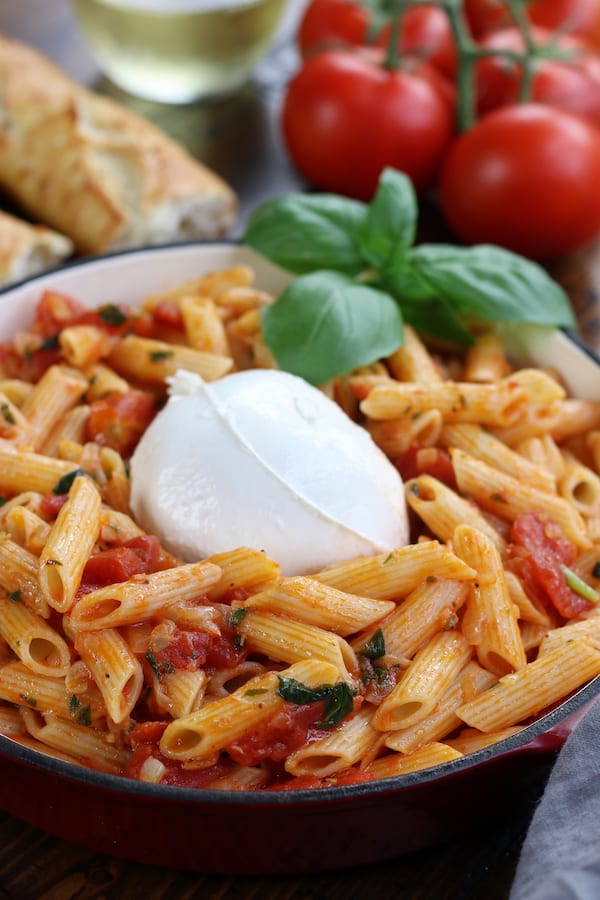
(52, 468), (86, 495)
(8, 590), (21, 603)
(39, 334), (60, 350)
(0, 498), (6, 507)
(98, 303), (127, 326)
(69, 694), (92, 726)
(382, 552), (394, 565)
(561, 565), (600, 604)
(358, 628), (386, 660)
(149, 350), (174, 362)
(276, 675), (356, 729)
(145, 649), (175, 680)
(444, 613), (458, 630)
(230, 608), (248, 627)
(19, 694), (37, 708)
(244, 688), (269, 697)
(0, 402), (15, 425)
(45, 559), (62, 567)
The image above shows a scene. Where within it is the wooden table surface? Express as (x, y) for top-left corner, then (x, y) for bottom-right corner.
(0, 3), (599, 898)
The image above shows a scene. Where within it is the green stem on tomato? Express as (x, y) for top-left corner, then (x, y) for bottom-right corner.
(383, 0), (408, 69)
(439, 0), (480, 132)
(504, 0), (537, 101)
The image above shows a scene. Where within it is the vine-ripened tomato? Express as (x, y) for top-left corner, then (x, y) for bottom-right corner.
(465, 0), (600, 48)
(475, 27), (600, 128)
(281, 50), (455, 200)
(298, 0), (457, 78)
(440, 103), (600, 260)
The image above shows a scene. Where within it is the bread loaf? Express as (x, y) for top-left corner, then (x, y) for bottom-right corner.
(0, 35), (237, 254)
(0, 209), (73, 286)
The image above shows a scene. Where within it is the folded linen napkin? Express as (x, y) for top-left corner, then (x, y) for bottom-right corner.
(510, 696), (600, 900)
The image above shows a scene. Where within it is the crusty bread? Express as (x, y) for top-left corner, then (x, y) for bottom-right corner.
(0, 209), (74, 287)
(0, 35), (237, 254)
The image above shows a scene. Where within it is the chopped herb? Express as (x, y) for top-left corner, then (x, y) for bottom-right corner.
(45, 559), (63, 567)
(444, 613), (458, 630)
(426, 575), (437, 583)
(244, 688), (269, 697)
(77, 705), (92, 726)
(359, 628), (386, 660)
(233, 634), (246, 651)
(410, 482), (420, 496)
(149, 350), (174, 362)
(0, 402), (15, 425)
(145, 650), (175, 680)
(561, 565), (600, 604)
(382, 552), (394, 565)
(230, 608), (248, 627)
(99, 304), (127, 326)
(39, 334), (60, 350)
(69, 694), (92, 726)
(19, 694), (37, 708)
(490, 492), (507, 503)
(0, 498), (6, 507)
(52, 468), (86, 495)
(8, 590), (21, 603)
(593, 562), (600, 579)
(276, 675), (356, 729)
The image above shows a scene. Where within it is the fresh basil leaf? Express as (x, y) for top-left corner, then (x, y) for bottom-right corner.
(359, 627), (386, 660)
(408, 244), (576, 328)
(244, 193), (368, 275)
(52, 468), (87, 495)
(261, 271), (404, 384)
(401, 296), (475, 345)
(276, 675), (356, 729)
(357, 168), (417, 269)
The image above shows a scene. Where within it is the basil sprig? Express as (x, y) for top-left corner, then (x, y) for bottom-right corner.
(244, 168), (575, 385)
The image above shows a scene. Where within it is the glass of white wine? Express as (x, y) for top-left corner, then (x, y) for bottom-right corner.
(70, 0), (288, 103)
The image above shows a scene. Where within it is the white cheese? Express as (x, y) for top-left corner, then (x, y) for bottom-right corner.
(129, 368), (409, 575)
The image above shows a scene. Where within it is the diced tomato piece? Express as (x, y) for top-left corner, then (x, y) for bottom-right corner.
(0, 344), (61, 382)
(80, 535), (166, 591)
(34, 290), (85, 337)
(85, 389), (156, 457)
(393, 445), (457, 489)
(40, 493), (69, 518)
(508, 512), (590, 618)
(205, 628), (248, 670)
(127, 720), (169, 747)
(151, 629), (211, 672)
(152, 300), (185, 330)
(227, 702), (326, 766)
(161, 757), (235, 788)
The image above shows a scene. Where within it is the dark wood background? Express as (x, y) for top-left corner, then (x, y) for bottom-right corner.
(0, 2), (598, 897)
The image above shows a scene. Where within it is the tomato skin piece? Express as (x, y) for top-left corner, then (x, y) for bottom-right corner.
(282, 50), (455, 200)
(151, 629), (211, 672)
(393, 445), (457, 489)
(85, 389), (157, 457)
(508, 512), (591, 618)
(440, 103), (600, 260)
(298, 0), (457, 78)
(80, 535), (165, 591)
(227, 702), (327, 766)
(475, 27), (600, 128)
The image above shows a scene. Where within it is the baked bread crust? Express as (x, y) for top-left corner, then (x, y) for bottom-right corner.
(0, 209), (73, 286)
(0, 35), (238, 254)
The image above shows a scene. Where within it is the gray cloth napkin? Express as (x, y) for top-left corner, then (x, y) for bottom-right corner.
(510, 696), (600, 900)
